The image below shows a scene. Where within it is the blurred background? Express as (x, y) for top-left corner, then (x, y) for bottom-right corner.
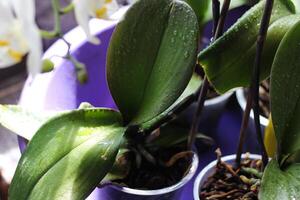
(0, 0), (127, 198)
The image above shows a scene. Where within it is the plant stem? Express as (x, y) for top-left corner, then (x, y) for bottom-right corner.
(52, 0), (62, 36)
(236, 93), (253, 165)
(212, 0), (220, 34)
(40, 30), (59, 39)
(252, 0), (273, 167)
(236, 0), (273, 167)
(187, 0), (231, 150)
(39, 0), (63, 39)
(40, 0), (87, 82)
(59, 3), (74, 15)
(187, 77), (209, 150)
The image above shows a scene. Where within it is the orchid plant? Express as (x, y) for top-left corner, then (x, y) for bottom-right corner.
(1, 0), (300, 200)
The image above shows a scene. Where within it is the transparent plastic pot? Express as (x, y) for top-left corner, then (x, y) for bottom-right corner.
(193, 154), (261, 200)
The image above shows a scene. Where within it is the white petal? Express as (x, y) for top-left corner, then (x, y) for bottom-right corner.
(25, 24), (43, 78)
(6, 0), (42, 76)
(73, 0), (101, 44)
(91, 0), (119, 19)
(105, 0), (119, 18)
(11, 0), (35, 25)
(0, 3), (27, 68)
(0, 1), (14, 31)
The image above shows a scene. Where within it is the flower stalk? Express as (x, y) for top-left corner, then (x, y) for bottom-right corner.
(187, 0), (231, 150)
(236, 0), (274, 167)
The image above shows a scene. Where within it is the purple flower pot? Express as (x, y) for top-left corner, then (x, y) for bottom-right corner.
(193, 154), (261, 200)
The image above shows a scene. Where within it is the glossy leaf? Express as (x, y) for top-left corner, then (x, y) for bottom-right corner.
(0, 105), (58, 140)
(9, 108), (125, 200)
(270, 20), (300, 159)
(107, 0), (199, 125)
(259, 160), (300, 200)
(140, 73), (201, 130)
(0, 102), (94, 140)
(198, 0), (295, 94)
(102, 149), (130, 183)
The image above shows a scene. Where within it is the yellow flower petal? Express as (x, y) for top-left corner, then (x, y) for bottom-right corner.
(105, 0), (112, 3)
(8, 49), (23, 62)
(95, 7), (107, 18)
(0, 40), (9, 46)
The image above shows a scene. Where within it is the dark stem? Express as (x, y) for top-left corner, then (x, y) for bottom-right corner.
(215, 0), (231, 38)
(187, 77), (210, 150)
(236, 92), (253, 165)
(252, 0), (273, 168)
(212, 0), (220, 34)
(236, 0), (273, 167)
(187, 0), (231, 150)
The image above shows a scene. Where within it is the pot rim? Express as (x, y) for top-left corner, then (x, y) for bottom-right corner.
(108, 153), (199, 196)
(204, 90), (234, 106)
(193, 153), (261, 200)
(235, 88), (269, 127)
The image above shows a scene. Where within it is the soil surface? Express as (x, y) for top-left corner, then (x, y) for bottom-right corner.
(200, 150), (262, 200)
(115, 146), (193, 190)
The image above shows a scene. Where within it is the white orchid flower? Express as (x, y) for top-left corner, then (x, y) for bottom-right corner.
(73, 0), (119, 44)
(0, 0), (42, 78)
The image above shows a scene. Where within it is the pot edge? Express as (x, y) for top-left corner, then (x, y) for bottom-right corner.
(193, 153), (262, 200)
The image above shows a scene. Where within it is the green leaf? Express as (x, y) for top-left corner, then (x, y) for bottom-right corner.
(107, 0), (199, 125)
(198, 0), (295, 94)
(0, 105), (58, 140)
(270, 20), (300, 159)
(9, 108), (125, 200)
(140, 73), (201, 131)
(0, 102), (94, 140)
(259, 160), (300, 200)
(102, 149), (130, 183)
(184, 0), (210, 27)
